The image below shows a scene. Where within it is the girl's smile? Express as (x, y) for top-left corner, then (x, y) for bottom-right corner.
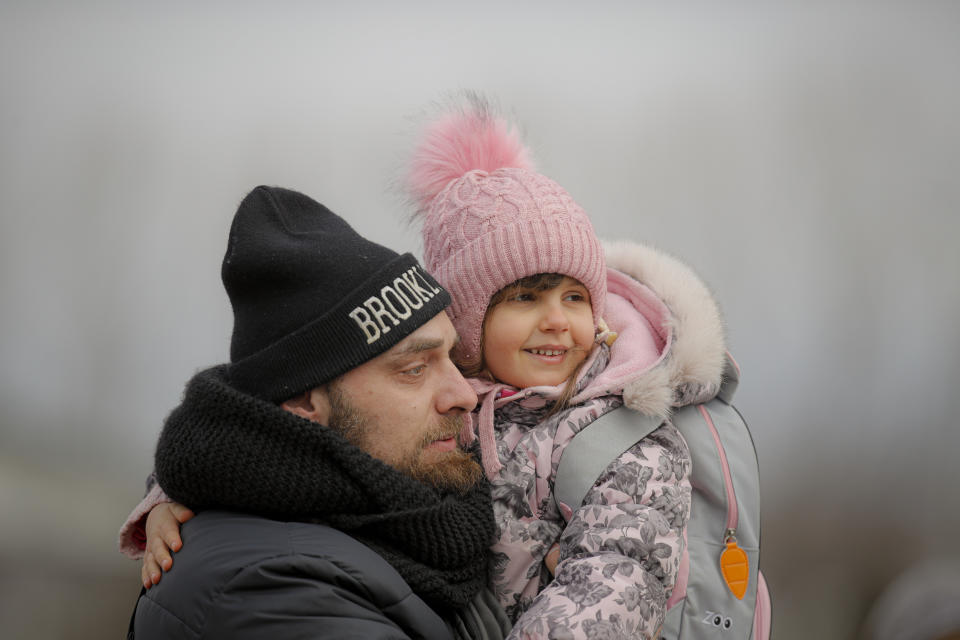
(523, 344), (571, 363)
(482, 276), (594, 389)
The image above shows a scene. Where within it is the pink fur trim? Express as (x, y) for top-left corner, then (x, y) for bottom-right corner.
(570, 268), (671, 411)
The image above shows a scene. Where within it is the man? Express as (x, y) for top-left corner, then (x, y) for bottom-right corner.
(129, 186), (509, 639)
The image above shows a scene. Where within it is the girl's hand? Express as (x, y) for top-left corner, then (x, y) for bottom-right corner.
(141, 502), (194, 589)
(544, 543), (561, 576)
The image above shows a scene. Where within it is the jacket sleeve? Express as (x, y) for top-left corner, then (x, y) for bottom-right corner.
(207, 557), (427, 639)
(134, 549), (447, 640)
(508, 422), (691, 640)
(118, 476), (171, 559)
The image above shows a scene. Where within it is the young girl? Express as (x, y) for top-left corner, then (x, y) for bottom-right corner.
(120, 97), (732, 640)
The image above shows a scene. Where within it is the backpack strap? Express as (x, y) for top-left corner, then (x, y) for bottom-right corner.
(553, 406), (663, 520)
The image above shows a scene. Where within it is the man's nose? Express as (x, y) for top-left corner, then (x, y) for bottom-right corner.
(437, 359), (478, 414)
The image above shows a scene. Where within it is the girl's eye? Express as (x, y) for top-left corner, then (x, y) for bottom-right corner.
(564, 292), (587, 302)
(509, 292), (535, 302)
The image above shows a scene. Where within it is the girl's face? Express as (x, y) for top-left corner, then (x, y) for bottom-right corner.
(482, 276), (594, 389)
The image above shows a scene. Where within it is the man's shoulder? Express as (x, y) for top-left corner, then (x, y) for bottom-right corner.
(134, 511), (443, 639)
(164, 510), (410, 592)
(179, 510), (369, 560)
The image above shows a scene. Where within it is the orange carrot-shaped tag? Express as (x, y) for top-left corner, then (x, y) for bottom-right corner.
(720, 539), (749, 599)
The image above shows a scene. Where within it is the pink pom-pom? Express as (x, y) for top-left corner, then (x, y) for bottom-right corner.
(408, 94), (533, 209)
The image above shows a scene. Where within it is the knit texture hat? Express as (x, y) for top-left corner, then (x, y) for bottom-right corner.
(224, 186), (450, 401)
(406, 95), (606, 366)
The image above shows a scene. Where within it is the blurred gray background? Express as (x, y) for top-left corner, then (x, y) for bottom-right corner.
(2, 3), (958, 639)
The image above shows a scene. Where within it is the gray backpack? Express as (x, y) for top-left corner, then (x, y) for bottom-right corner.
(554, 356), (771, 639)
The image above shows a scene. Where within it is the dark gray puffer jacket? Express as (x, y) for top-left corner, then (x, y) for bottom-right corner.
(133, 511), (509, 640)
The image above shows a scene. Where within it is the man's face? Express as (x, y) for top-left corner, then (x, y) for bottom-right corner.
(323, 313), (482, 491)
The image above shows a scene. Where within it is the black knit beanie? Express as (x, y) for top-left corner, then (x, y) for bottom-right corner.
(223, 186), (450, 401)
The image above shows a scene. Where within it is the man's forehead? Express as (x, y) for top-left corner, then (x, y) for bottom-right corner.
(334, 313), (458, 386)
(362, 313), (456, 366)
(386, 314), (457, 355)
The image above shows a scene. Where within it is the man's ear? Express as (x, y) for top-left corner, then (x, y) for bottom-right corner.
(280, 386), (331, 424)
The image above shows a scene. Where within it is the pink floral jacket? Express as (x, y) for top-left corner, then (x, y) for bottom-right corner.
(470, 241), (729, 640)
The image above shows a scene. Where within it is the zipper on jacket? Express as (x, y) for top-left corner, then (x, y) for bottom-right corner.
(698, 405), (738, 533)
(698, 404), (749, 599)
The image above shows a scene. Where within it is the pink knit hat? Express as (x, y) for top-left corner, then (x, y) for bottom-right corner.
(407, 95), (606, 367)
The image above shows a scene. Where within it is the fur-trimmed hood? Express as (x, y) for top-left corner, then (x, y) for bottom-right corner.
(572, 240), (729, 419)
(464, 239), (729, 478)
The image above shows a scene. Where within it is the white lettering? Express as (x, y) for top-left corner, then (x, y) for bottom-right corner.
(700, 611), (732, 630)
(411, 266), (442, 295)
(381, 285), (412, 320)
(392, 276), (424, 309)
(401, 269), (434, 302)
(363, 296), (399, 333)
(347, 267), (441, 344)
(349, 307), (381, 344)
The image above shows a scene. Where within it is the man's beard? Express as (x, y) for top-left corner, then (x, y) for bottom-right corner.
(327, 384), (483, 494)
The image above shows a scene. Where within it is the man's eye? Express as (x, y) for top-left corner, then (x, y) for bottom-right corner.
(403, 365), (426, 376)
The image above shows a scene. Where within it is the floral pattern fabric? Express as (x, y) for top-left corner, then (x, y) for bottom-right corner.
(487, 347), (692, 640)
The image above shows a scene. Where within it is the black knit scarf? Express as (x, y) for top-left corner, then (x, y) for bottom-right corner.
(154, 365), (494, 612)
